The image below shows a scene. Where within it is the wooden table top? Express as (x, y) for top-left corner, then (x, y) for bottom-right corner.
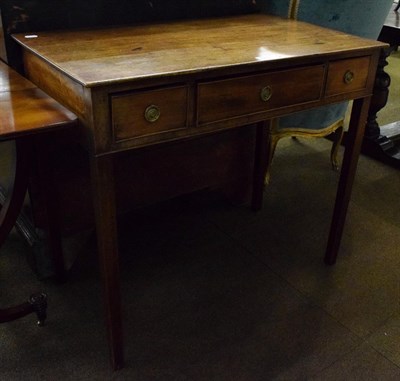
(12, 14), (386, 87)
(0, 61), (77, 140)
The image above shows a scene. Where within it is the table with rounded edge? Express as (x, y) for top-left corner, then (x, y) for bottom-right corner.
(0, 60), (77, 324)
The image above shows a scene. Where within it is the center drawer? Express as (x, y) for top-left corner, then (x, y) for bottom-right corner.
(197, 65), (325, 125)
(111, 85), (188, 142)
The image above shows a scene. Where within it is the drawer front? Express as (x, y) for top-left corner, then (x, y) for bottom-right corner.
(111, 86), (188, 142)
(326, 56), (371, 97)
(197, 65), (324, 125)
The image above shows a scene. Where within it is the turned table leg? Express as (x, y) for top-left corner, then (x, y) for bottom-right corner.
(365, 48), (391, 140)
(362, 46), (400, 166)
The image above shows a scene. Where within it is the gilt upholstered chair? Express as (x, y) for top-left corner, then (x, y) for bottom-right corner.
(256, 0), (393, 183)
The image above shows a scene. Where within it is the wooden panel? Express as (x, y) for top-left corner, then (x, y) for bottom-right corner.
(23, 50), (87, 118)
(197, 65), (324, 125)
(30, 127), (256, 232)
(326, 56), (371, 97)
(111, 86), (188, 142)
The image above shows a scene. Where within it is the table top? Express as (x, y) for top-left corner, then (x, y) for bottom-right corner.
(12, 14), (385, 88)
(0, 61), (77, 140)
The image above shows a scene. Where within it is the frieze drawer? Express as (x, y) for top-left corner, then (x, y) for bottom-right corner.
(111, 85), (188, 142)
(325, 56), (371, 97)
(197, 65), (325, 125)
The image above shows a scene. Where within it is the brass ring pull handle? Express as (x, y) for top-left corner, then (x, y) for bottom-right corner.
(343, 70), (354, 84)
(260, 86), (273, 102)
(144, 105), (160, 123)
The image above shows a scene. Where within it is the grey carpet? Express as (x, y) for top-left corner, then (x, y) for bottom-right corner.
(1, 50), (399, 381)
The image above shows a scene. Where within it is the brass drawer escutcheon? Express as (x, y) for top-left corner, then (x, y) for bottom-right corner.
(144, 105), (161, 123)
(260, 86), (273, 102)
(343, 70), (354, 84)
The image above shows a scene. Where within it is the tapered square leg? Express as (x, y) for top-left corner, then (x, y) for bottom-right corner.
(325, 96), (372, 265)
(90, 155), (124, 370)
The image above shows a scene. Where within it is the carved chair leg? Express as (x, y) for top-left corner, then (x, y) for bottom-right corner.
(264, 135), (280, 185)
(0, 292), (47, 325)
(330, 124), (344, 171)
